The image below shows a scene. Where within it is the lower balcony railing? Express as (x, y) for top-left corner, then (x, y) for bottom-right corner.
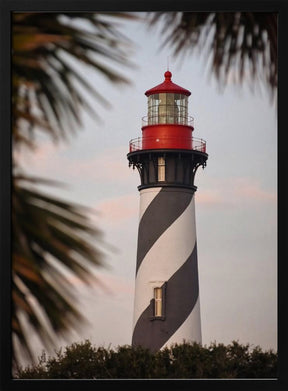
(129, 136), (206, 153)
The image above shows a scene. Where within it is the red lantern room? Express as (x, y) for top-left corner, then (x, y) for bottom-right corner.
(142, 71), (193, 150)
(128, 71), (207, 191)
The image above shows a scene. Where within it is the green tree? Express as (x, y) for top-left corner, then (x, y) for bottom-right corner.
(150, 12), (277, 98)
(14, 340), (278, 379)
(12, 11), (134, 365)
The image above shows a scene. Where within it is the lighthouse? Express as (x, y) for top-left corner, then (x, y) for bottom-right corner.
(127, 71), (208, 352)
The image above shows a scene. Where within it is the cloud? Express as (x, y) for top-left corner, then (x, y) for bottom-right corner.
(196, 189), (224, 206)
(17, 142), (68, 171)
(19, 142), (134, 186)
(70, 146), (131, 182)
(91, 271), (134, 297)
(19, 141), (276, 209)
(196, 177), (276, 208)
(231, 178), (277, 202)
(93, 193), (138, 225)
(68, 269), (134, 298)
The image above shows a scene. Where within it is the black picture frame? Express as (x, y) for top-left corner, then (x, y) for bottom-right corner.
(1, 0), (287, 390)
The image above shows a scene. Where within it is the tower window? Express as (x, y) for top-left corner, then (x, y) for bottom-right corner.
(158, 157), (165, 182)
(154, 287), (163, 317)
(150, 282), (166, 320)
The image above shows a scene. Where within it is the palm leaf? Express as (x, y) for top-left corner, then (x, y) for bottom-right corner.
(11, 11), (137, 367)
(12, 174), (105, 363)
(12, 12), (135, 148)
(149, 12), (277, 96)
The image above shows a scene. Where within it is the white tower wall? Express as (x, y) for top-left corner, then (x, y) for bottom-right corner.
(132, 187), (201, 351)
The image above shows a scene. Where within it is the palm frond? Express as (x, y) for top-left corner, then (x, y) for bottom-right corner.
(12, 12), (135, 148)
(149, 12), (277, 96)
(12, 174), (104, 363)
(11, 11), (137, 366)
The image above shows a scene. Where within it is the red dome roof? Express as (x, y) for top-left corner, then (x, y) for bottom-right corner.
(145, 71), (191, 97)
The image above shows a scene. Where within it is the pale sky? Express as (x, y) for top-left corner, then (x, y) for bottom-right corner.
(17, 14), (277, 364)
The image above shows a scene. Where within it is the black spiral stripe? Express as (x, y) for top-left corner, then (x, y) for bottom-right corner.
(132, 244), (199, 351)
(136, 188), (194, 275)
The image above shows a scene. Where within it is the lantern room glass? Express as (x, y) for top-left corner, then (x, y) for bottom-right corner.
(148, 93), (188, 125)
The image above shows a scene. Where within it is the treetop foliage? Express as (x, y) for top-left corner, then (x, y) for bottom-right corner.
(15, 339), (277, 379)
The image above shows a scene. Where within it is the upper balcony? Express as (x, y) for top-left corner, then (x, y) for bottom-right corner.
(142, 114), (194, 127)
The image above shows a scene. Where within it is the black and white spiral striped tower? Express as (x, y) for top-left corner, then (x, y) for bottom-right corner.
(127, 71), (208, 352)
